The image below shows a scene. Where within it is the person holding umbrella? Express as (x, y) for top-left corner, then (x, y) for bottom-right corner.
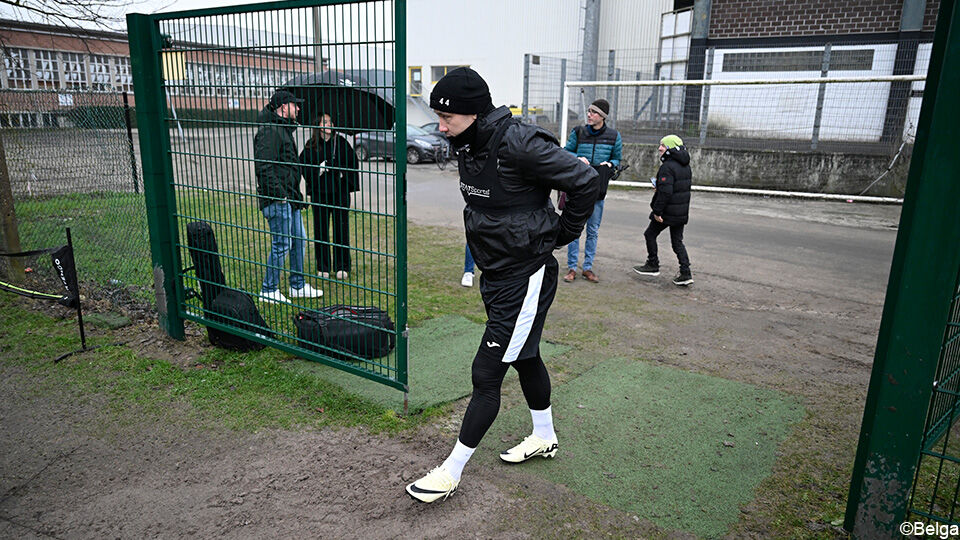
(405, 68), (599, 503)
(300, 112), (359, 280)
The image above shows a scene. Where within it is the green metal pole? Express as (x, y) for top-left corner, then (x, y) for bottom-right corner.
(845, 0), (959, 536)
(394, 0), (409, 397)
(127, 13), (185, 340)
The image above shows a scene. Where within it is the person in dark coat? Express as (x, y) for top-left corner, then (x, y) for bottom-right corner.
(405, 68), (599, 504)
(254, 90), (322, 303)
(299, 113), (359, 280)
(633, 134), (694, 286)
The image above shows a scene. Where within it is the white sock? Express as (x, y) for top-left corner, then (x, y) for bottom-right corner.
(530, 406), (557, 441)
(441, 439), (475, 481)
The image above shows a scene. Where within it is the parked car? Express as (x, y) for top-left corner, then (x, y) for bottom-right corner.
(420, 121), (446, 139)
(354, 124), (451, 164)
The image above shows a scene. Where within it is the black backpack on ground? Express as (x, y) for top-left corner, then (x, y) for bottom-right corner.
(207, 289), (272, 351)
(294, 305), (396, 361)
(185, 221), (272, 351)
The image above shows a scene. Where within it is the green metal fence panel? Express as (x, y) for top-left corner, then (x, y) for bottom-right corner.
(907, 269), (960, 526)
(845, 0), (960, 537)
(127, 0), (407, 391)
(128, 13), (185, 339)
(0, 89), (150, 302)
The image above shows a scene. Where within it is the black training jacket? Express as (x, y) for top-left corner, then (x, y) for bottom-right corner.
(254, 107), (305, 210)
(650, 145), (692, 226)
(459, 106), (599, 281)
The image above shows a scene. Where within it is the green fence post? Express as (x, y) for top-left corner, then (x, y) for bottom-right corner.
(395, 0), (410, 397)
(845, 0), (960, 536)
(126, 13), (184, 340)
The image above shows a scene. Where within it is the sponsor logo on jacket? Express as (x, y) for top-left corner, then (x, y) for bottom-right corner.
(460, 181), (491, 198)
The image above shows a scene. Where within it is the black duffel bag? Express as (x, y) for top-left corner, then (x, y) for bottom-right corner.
(294, 305), (396, 361)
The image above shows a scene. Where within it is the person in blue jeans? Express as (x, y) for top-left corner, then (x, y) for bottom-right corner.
(254, 90), (322, 303)
(561, 98), (622, 284)
(461, 244), (475, 287)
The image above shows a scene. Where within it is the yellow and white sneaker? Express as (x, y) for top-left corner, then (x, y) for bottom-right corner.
(405, 466), (459, 503)
(499, 434), (559, 463)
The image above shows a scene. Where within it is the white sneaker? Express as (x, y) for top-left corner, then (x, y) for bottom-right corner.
(405, 465), (459, 503)
(335, 270), (349, 280)
(259, 289), (289, 304)
(318, 271), (330, 278)
(460, 272), (474, 287)
(289, 283), (323, 298)
(499, 434), (558, 463)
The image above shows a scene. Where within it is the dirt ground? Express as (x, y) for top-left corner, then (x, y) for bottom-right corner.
(0, 180), (898, 538)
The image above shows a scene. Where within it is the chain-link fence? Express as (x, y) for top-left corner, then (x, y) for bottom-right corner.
(0, 90), (150, 302)
(525, 39), (932, 155)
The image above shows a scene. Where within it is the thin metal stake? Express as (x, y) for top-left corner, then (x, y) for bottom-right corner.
(122, 91), (140, 194)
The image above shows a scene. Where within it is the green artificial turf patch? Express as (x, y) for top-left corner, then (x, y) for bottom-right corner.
(289, 314), (568, 413)
(483, 357), (804, 538)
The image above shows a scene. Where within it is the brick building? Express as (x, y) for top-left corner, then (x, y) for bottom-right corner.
(684, 0), (940, 143)
(0, 18), (314, 126)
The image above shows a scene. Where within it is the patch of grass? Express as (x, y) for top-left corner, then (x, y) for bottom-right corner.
(14, 191), (151, 291)
(407, 225), (486, 325)
(0, 294), (425, 434)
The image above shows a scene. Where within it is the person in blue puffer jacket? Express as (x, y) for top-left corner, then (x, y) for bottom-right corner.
(561, 98), (622, 284)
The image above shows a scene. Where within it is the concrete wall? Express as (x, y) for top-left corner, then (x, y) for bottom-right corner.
(621, 143), (910, 197)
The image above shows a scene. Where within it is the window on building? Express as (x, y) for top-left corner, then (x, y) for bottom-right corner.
(212, 64), (228, 96)
(1, 112), (42, 128)
(195, 63), (211, 96)
(182, 62), (197, 96)
(62, 52), (87, 90)
(230, 66), (245, 97)
(89, 55), (113, 91)
(431, 65), (469, 83)
(721, 49), (875, 72)
(4, 48), (32, 89)
(246, 67), (262, 97)
(114, 56), (133, 92)
(34, 50), (60, 90)
(409, 66), (422, 96)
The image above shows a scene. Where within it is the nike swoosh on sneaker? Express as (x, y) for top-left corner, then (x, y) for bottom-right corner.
(523, 443), (557, 459)
(408, 485), (448, 495)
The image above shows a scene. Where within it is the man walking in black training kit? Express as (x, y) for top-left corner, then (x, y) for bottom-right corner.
(406, 68), (599, 503)
(634, 134), (693, 286)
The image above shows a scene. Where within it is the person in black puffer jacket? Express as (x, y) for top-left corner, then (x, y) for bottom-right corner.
(633, 134), (694, 286)
(405, 68), (599, 504)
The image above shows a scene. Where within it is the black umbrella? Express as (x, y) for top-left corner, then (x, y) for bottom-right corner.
(282, 70), (395, 132)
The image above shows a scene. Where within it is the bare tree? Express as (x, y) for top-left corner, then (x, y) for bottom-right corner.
(0, 0), (169, 31)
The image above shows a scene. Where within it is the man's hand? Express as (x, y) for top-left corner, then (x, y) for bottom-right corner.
(654, 215), (663, 223)
(578, 156), (589, 165)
